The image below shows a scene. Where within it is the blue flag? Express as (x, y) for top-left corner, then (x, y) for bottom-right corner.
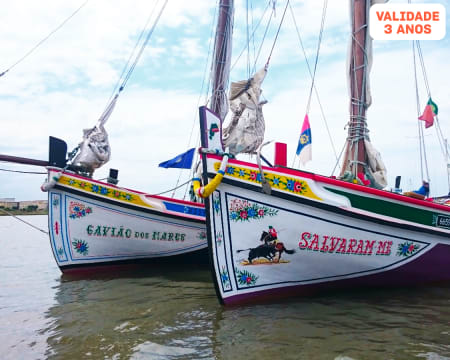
(158, 148), (195, 169)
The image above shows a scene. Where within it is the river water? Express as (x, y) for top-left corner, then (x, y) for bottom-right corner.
(1, 215), (449, 359)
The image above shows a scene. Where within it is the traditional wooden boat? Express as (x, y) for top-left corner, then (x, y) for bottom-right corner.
(196, 0), (450, 305)
(0, 1), (208, 274)
(42, 137), (206, 274)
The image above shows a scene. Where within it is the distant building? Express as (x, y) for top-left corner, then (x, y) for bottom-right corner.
(0, 199), (48, 210)
(19, 200), (48, 210)
(0, 198), (19, 209)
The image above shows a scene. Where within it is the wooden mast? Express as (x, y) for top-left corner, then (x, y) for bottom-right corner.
(210, 0), (234, 122)
(341, 0), (369, 178)
(0, 154), (48, 167)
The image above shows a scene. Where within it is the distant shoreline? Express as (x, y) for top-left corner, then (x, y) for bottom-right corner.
(0, 210), (48, 216)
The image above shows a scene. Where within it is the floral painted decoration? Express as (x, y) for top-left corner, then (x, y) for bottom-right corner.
(236, 269), (258, 286)
(397, 242), (420, 257)
(229, 199), (278, 222)
(72, 239), (89, 255)
(69, 202), (93, 219)
(216, 231), (223, 246)
(62, 176), (134, 202)
(220, 267), (230, 288)
(213, 193), (221, 214)
(214, 162), (321, 200)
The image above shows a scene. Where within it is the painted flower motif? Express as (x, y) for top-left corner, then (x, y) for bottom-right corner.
(220, 267), (230, 288)
(68, 179), (75, 185)
(216, 231), (223, 245)
(256, 173), (262, 182)
(272, 177), (280, 186)
(80, 182), (86, 188)
(72, 239), (89, 255)
(69, 202), (92, 219)
(239, 170), (245, 177)
(397, 241), (419, 257)
(236, 269), (258, 286)
(125, 194), (132, 201)
(247, 208), (256, 218)
(213, 196), (220, 214)
(222, 272), (229, 283)
(286, 179), (295, 191)
(92, 185), (100, 193)
(100, 187), (108, 195)
(226, 167), (235, 175)
(249, 172), (257, 180)
(294, 181), (303, 192)
(113, 191), (121, 198)
(229, 199), (278, 222)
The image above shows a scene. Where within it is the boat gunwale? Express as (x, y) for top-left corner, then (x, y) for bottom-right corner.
(205, 154), (450, 213)
(46, 167), (205, 209)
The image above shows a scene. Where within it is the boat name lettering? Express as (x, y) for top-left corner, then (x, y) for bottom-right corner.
(86, 225), (149, 239)
(436, 215), (450, 229)
(152, 232), (185, 242)
(299, 232), (393, 256)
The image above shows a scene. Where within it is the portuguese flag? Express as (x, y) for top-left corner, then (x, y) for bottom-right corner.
(427, 97), (438, 115)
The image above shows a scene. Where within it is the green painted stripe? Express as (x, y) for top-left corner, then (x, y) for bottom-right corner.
(325, 187), (436, 227)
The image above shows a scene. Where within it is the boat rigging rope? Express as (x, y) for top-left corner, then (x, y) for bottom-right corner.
(178, 2), (219, 200)
(292, 0), (328, 169)
(103, 0), (169, 108)
(230, 1), (273, 74)
(288, 1), (339, 172)
(412, 40), (430, 183)
(62, 0), (170, 165)
(0, 208), (49, 235)
(0, 0), (90, 78)
(264, 0), (289, 69)
(415, 41), (448, 165)
(0, 168), (46, 175)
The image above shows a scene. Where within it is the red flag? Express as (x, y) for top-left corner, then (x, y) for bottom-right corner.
(418, 104), (434, 128)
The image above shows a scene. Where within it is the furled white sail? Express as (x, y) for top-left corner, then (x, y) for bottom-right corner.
(342, 0), (388, 188)
(210, 0), (234, 122)
(364, 139), (387, 188)
(222, 67), (267, 155)
(71, 95), (116, 175)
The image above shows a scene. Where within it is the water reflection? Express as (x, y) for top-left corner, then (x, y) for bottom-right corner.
(44, 269), (450, 360)
(2, 216), (449, 360)
(44, 266), (218, 359)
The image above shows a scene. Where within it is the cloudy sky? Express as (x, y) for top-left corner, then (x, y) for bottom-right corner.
(1, 0), (449, 202)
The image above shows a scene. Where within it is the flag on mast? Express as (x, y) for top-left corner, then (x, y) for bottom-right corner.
(419, 97), (438, 129)
(158, 148), (195, 169)
(296, 114), (312, 165)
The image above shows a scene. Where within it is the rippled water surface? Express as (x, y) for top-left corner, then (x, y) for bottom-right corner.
(1, 215), (449, 359)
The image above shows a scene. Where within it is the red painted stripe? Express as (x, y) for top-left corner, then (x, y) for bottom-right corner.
(206, 154), (450, 213)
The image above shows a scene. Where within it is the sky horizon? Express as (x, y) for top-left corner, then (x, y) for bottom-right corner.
(1, 0), (449, 201)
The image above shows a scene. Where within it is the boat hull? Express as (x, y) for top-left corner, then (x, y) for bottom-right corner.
(46, 170), (207, 273)
(203, 158), (450, 305)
